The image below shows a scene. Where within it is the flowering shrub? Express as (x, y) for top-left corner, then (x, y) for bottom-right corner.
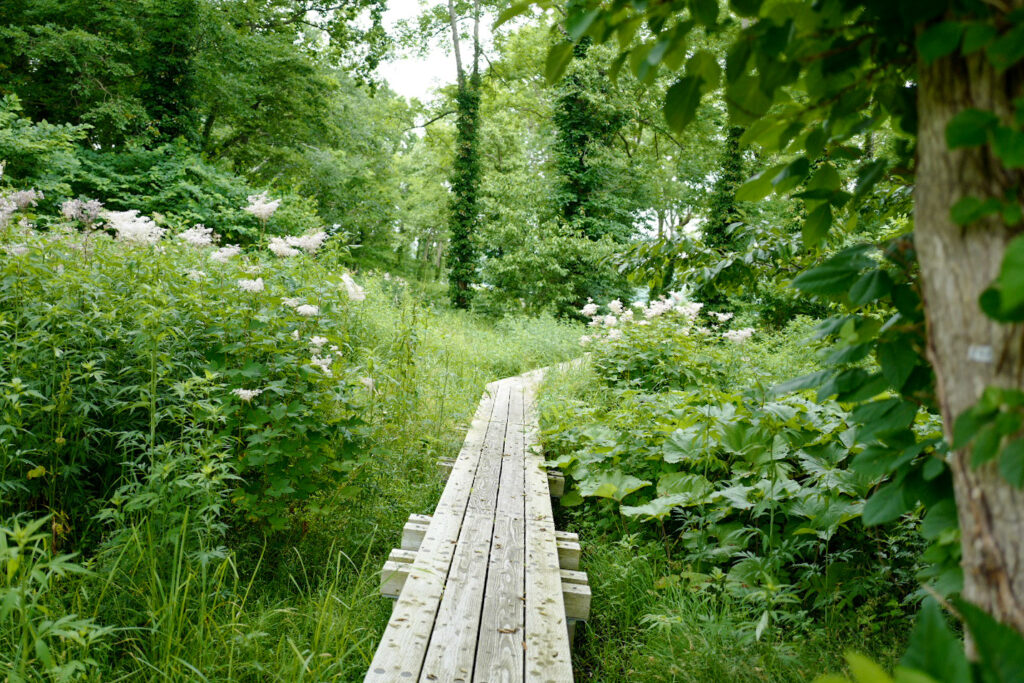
(0, 196), (371, 539)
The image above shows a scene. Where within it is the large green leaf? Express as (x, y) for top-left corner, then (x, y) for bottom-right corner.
(578, 469), (651, 501)
(955, 598), (1024, 682)
(900, 599), (970, 683)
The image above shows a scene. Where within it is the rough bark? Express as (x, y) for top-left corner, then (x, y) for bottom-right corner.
(916, 48), (1024, 638)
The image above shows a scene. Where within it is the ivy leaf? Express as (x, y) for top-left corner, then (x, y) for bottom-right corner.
(971, 424), (1001, 467)
(946, 108), (998, 148)
(545, 43), (574, 84)
(992, 126), (1024, 168)
(980, 234), (1024, 320)
(985, 22), (1024, 71)
(962, 23), (997, 54)
(951, 196), (1003, 225)
(999, 438), (1024, 488)
(916, 22), (965, 64)
(664, 76), (702, 133)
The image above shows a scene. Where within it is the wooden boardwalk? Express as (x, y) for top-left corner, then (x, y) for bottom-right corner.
(366, 368), (588, 682)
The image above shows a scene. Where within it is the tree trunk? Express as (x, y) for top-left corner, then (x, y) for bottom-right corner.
(447, 0), (464, 89)
(915, 46), (1024, 640)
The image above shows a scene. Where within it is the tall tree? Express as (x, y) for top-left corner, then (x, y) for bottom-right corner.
(444, 0), (483, 308)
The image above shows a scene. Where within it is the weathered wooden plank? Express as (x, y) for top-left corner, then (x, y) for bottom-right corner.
(474, 379), (527, 682)
(364, 385), (498, 683)
(418, 381), (513, 682)
(522, 372), (574, 682)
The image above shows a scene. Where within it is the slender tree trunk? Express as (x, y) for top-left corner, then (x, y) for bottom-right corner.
(916, 44), (1024, 641)
(447, 0), (464, 90)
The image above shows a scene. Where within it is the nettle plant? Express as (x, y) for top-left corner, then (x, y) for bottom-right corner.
(0, 191), (371, 542)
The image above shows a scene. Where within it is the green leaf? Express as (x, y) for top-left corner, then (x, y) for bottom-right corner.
(579, 469), (651, 501)
(862, 481), (911, 525)
(736, 164), (785, 201)
(916, 22), (965, 65)
(992, 126), (1024, 168)
(729, 0), (761, 18)
(772, 157), (810, 194)
(999, 438), (1024, 488)
(663, 426), (701, 463)
(559, 490), (584, 507)
(955, 598), (1024, 681)
(950, 196), (1003, 225)
(877, 341), (917, 390)
(687, 49), (721, 93)
(849, 269), (894, 306)
(971, 424), (1001, 467)
(792, 247), (873, 295)
(545, 43), (574, 84)
(900, 599), (970, 683)
(566, 9), (601, 41)
(985, 22), (1024, 71)
(846, 652), (895, 682)
(801, 203), (832, 247)
(983, 234), (1024, 319)
(852, 159), (887, 202)
(690, 0), (718, 26)
(664, 76), (702, 133)
(962, 23), (997, 54)
(920, 498), (958, 541)
(495, 1), (532, 28)
(946, 108), (999, 148)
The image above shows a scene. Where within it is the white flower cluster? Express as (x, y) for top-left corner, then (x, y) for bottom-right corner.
(268, 238), (299, 257)
(104, 210), (165, 245)
(296, 304), (319, 317)
(186, 269), (206, 281)
(61, 198), (104, 224)
(581, 300), (599, 317)
(178, 224), (218, 248)
(310, 354), (333, 377)
(341, 273), (365, 302)
(210, 245), (242, 263)
(4, 244), (29, 257)
(243, 192), (280, 222)
(9, 189), (43, 210)
(709, 311), (734, 322)
(237, 277), (264, 293)
(267, 231), (328, 257)
(723, 327), (755, 344)
(607, 299), (623, 314)
(231, 388), (263, 402)
(309, 335), (328, 347)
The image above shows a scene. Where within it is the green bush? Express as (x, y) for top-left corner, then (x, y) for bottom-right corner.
(541, 299), (929, 631)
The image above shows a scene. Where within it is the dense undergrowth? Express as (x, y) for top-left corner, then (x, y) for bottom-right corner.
(539, 301), (927, 680)
(0, 204), (581, 680)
